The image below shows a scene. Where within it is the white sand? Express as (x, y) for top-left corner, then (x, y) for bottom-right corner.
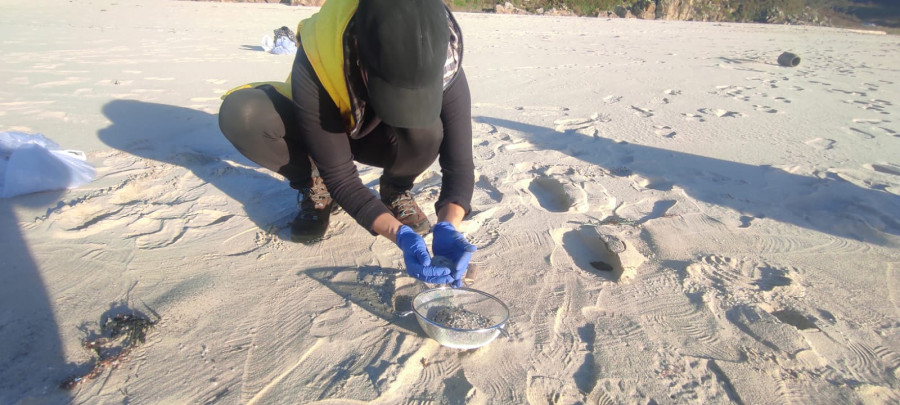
(2, 0), (900, 403)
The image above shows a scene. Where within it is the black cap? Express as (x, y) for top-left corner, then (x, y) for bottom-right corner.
(355, 0), (449, 128)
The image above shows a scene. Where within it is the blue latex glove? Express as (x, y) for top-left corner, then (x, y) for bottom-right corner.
(396, 225), (454, 284)
(432, 222), (477, 287)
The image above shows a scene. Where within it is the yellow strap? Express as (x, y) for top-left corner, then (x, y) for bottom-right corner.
(220, 80), (292, 100)
(299, 0), (359, 126)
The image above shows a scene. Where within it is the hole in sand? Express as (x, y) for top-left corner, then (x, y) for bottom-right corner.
(529, 176), (572, 213)
(561, 227), (625, 282)
(771, 309), (818, 330)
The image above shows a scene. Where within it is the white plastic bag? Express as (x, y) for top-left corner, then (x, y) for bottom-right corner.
(261, 35), (297, 55)
(261, 35), (275, 53)
(0, 131), (96, 198)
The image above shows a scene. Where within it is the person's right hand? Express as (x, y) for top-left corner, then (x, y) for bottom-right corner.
(396, 225), (454, 284)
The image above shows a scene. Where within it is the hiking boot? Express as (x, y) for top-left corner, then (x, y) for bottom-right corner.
(290, 176), (333, 243)
(381, 183), (431, 235)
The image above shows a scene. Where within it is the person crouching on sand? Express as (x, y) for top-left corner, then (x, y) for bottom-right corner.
(217, 0), (476, 286)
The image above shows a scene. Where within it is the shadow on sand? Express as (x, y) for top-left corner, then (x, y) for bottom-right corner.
(0, 191), (76, 403)
(477, 116), (900, 245)
(98, 99), (296, 232)
(302, 266), (423, 335)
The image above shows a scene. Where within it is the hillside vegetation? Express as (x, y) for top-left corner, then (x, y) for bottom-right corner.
(187, 0), (899, 32)
(451, 0), (899, 30)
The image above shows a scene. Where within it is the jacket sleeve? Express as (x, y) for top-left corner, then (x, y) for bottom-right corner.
(291, 48), (391, 232)
(436, 68), (475, 217)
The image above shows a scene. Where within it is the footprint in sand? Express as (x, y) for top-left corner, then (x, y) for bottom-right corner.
(738, 215), (759, 228)
(473, 131), (498, 160)
(838, 342), (900, 389)
(527, 176), (574, 212)
(550, 225), (644, 283)
(852, 118), (890, 126)
(682, 112), (707, 122)
(554, 112), (610, 135)
(475, 174), (504, 203)
(770, 308), (818, 330)
(747, 76), (780, 89)
(851, 118), (897, 137)
(712, 85), (753, 102)
(753, 104), (779, 114)
(499, 140), (536, 153)
(829, 88), (868, 97)
(519, 165), (590, 213)
(698, 108), (745, 118)
(598, 233), (626, 254)
(682, 257), (815, 360)
(526, 375), (585, 404)
(603, 95), (622, 104)
(804, 137), (836, 150)
(868, 163), (900, 177)
(744, 305), (900, 402)
(653, 125), (676, 138)
(631, 105), (654, 118)
(474, 121), (498, 135)
(846, 126), (877, 139)
(845, 99), (892, 115)
(463, 207), (516, 251)
(637, 199), (677, 222)
(475, 141), (496, 161)
(685, 255), (802, 299)
(513, 105), (570, 113)
(725, 304), (821, 377)
(38, 152), (284, 255)
(620, 267), (743, 362)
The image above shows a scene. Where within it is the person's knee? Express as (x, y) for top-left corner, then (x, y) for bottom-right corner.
(218, 89), (271, 143)
(398, 120), (443, 156)
(384, 121), (443, 181)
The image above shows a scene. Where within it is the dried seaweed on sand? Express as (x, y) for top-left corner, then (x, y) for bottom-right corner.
(61, 311), (158, 390)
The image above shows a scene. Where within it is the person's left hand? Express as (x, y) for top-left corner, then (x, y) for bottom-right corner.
(432, 222), (477, 287)
(396, 225), (454, 284)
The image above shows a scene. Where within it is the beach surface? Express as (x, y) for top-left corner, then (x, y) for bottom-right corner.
(2, 0), (899, 403)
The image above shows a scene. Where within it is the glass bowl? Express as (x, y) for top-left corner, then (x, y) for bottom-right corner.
(405, 287), (509, 349)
